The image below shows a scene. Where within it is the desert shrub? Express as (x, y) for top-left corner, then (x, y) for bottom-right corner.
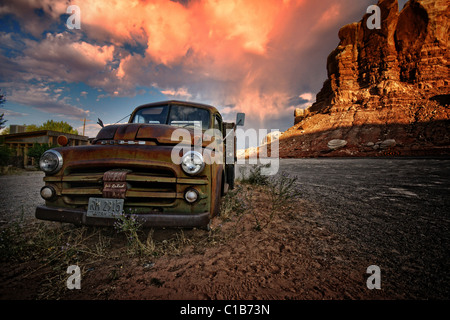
(229, 164), (302, 231)
(239, 164), (271, 186)
(243, 169), (300, 231)
(114, 213), (153, 256)
(220, 184), (249, 221)
(268, 172), (300, 211)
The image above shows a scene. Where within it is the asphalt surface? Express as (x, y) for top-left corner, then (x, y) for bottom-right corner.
(0, 171), (44, 223)
(238, 157), (450, 298)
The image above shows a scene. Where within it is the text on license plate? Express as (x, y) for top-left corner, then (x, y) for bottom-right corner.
(87, 198), (124, 218)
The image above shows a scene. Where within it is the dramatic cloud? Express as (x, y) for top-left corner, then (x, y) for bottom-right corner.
(0, 0), (67, 37)
(160, 87), (193, 100)
(0, 108), (28, 117)
(18, 33), (114, 82)
(0, 81), (89, 119)
(0, 0), (380, 131)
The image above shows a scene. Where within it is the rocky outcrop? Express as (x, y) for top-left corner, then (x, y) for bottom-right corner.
(281, 0), (449, 158)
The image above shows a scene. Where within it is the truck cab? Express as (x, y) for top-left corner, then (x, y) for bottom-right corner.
(35, 100), (244, 229)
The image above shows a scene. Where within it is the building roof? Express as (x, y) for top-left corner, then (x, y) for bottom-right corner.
(3, 130), (89, 141)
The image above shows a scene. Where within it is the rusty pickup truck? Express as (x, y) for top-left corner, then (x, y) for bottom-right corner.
(35, 100), (244, 229)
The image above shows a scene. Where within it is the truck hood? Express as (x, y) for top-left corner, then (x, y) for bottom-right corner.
(93, 123), (213, 146)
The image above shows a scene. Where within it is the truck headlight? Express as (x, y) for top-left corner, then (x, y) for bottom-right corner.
(39, 150), (63, 174)
(181, 151), (205, 175)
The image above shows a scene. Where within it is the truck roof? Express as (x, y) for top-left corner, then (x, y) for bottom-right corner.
(131, 100), (219, 116)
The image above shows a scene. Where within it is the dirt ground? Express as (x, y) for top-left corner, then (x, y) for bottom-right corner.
(1, 185), (388, 301)
(61, 206), (383, 300)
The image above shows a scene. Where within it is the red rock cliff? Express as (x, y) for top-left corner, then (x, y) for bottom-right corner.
(281, 0), (449, 158)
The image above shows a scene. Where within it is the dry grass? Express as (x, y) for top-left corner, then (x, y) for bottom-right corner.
(0, 166), (301, 299)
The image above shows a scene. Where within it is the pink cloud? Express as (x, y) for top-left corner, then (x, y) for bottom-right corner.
(314, 3), (342, 30)
(2, 0), (376, 130)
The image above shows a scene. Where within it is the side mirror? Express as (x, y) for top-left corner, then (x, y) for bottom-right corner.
(236, 113), (245, 126)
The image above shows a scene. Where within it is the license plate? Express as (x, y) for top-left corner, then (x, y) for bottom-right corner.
(87, 198), (124, 218)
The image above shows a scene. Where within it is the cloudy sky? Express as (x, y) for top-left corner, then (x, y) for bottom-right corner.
(0, 0), (408, 138)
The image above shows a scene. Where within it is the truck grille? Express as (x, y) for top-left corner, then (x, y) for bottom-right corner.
(61, 166), (180, 207)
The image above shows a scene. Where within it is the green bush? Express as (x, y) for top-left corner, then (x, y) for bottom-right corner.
(0, 145), (11, 166)
(27, 143), (54, 167)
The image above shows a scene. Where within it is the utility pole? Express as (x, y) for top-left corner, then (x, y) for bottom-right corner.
(81, 117), (91, 136)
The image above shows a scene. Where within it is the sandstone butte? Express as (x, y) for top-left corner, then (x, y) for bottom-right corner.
(276, 0), (449, 158)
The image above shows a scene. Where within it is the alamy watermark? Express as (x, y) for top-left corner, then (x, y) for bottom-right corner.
(366, 5), (381, 30)
(366, 265), (381, 289)
(169, 126), (280, 176)
(66, 265), (81, 289)
(66, 5), (81, 30)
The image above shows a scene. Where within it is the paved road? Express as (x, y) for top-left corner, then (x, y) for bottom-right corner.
(238, 157), (450, 298)
(0, 171), (44, 223)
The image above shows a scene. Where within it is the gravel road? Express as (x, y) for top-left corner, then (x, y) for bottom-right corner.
(0, 171), (44, 223)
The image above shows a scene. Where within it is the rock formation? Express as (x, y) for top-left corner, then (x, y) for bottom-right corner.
(280, 0), (449, 158)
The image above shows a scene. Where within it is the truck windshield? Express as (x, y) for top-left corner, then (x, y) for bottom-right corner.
(132, 105), (210, 130)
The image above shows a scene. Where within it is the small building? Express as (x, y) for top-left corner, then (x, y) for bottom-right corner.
(1, 128), (89, 167)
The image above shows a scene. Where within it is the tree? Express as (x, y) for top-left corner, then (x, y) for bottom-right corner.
(0, 114), (6, 130)
(0, 126), (9, 135)
(24, 124), (40, 132)
(27, 143), (54, 168)
(42, 120), (79, 134)
(27, 120), (79, 135)
(0, 90), (10, 165)
(0, 145), (11, 166)
(0, 91), (6, 130)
